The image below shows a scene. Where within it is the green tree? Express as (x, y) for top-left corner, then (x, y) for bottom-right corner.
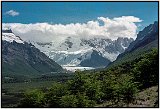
(67, 71), (89, 94)
(120, 78), (138, 106)
(19, 89), (46, 107)
(101, 72), (117, 102)
(45, 82), (68, 107)
(133, 49), (158, 88)
(60, 93), (96, 107)
(112, 74), (138, 106)
(84, 76), (104, 103)
(60, 95), (78, 107)
(76, 92), (96, 107)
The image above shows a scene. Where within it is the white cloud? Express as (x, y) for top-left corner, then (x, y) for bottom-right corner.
(2, 16), (142, 43)
(5, 10), (19, 17)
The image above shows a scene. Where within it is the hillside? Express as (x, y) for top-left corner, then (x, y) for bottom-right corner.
(107, 21), (158, 68)
(2, 29), (63, 82)
(96, 86), (158, 107)
(17, 48), (158, 107)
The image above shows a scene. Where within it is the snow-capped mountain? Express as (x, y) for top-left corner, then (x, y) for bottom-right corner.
(32, 36), (133, 67)
(2, 29), (63, 80)
(2, 28), (133, 68)
(2, 29), (24, 44)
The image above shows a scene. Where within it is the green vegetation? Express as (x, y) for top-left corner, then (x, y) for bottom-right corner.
(2, 49), (158, 107)
(15, 49), (158, 107)
(2, 73), (74, 107)
(2, 72), (73, 83)
(108, 39), (158, 68)
(18, 89), (46, 107)
(2, 41), (63, 82)
(132, 49), (158, 88)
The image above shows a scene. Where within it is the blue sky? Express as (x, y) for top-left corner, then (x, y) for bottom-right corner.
(2, 2), (158, 29)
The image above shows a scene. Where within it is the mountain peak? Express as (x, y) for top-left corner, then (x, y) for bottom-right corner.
(136, 21), (158, 41)
(2, 28), (24, 44)
(121, 21), (158, 53)
(2, 28), (13, 33)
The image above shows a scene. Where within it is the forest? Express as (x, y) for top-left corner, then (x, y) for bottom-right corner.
(17, 48), (158, 107)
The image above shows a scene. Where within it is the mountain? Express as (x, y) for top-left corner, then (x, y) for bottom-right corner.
(31, 37), (133, 68)
(2, 29), (63, 81)
(108, 21), (158, 68)
(80, 50), (111, 67)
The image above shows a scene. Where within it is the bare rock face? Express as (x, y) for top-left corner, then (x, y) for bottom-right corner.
(108, 21), (158, 68)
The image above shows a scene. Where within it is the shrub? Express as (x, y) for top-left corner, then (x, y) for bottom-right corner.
(76, 93), (96, 107)
(60, 94), (78, 107)
(112, 74), (138, 106)
(45, 82), (68, 107)
(133, 49), (158, 88)
(18, 89), (46, 107)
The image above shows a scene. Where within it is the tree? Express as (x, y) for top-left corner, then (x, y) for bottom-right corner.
(60, 94), (78, 107)
(133, 49), (158, 88)
(101, 72), (116, 102)
(67, 71), (88, 94)
(18, 89), (46, 107)
(84, 76), (104, 103)
(76, 92), (96, 107)
(112, 74), (138, 106)
(60, 93), (96, 107)
(45, 82), (68, 107)
(120, 78), (138, 106)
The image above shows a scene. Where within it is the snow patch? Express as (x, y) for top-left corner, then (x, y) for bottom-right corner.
(63, 66), (95, 72)
(2, 33), (24, 44)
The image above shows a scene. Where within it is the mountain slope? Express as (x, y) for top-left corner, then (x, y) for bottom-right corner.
(80, 50), (111, 67)
(107, 21), (158, 68)
(2, 29), (63, 81)
(125, 21), (158, 52)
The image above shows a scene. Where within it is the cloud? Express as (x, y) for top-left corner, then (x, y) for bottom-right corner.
(5, 10), (19, 17)
(2, 16), (142, 43)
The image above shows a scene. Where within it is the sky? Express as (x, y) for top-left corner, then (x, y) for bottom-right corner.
(2, 2), (158, 42)
(2, 2), (158, 25)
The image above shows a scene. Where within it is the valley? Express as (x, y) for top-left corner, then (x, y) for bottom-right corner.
(1, 1), (158, 107)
